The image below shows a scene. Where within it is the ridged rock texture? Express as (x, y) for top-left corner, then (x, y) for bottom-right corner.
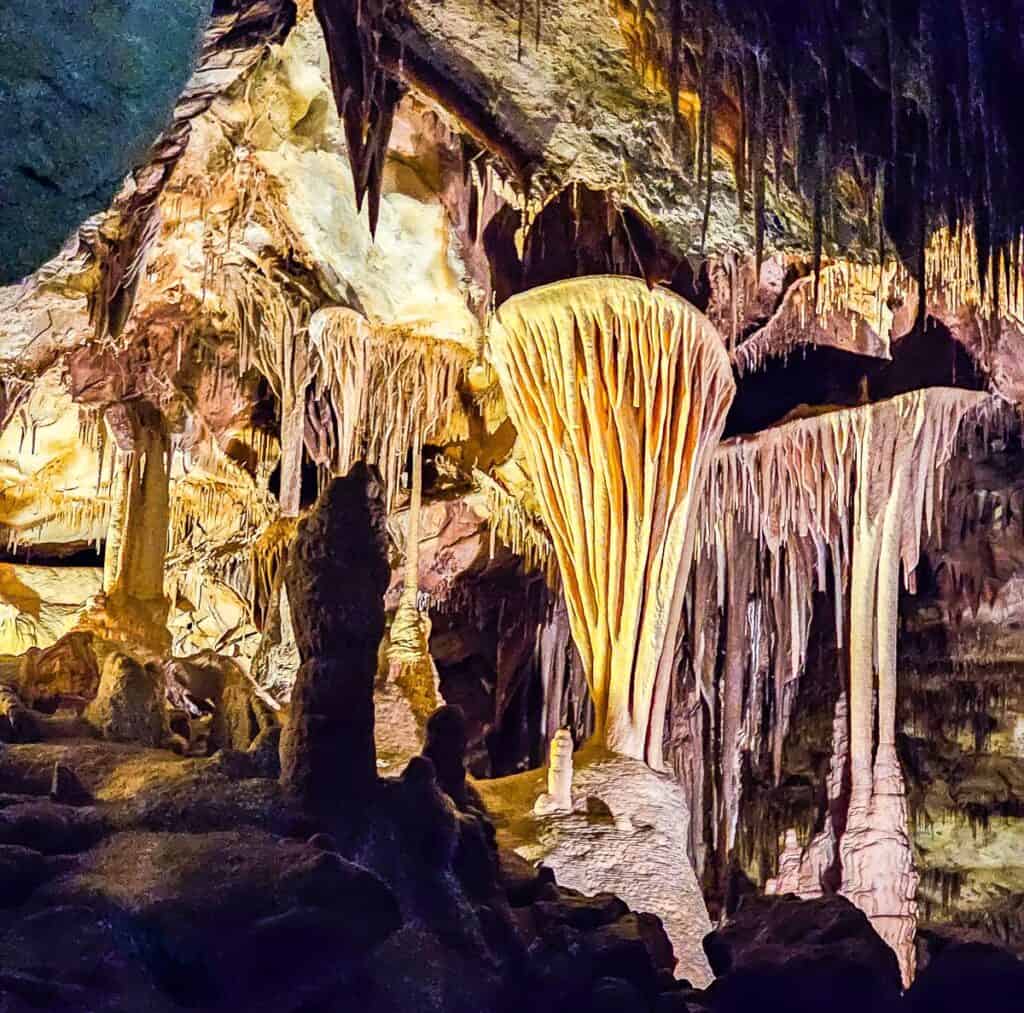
(489, 275), (735, 766)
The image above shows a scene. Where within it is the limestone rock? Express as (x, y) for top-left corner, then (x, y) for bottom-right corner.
(478, 747), (712, 986)
(85, 652), (167, 747)
(0, 843), (47, 906)
(166, 651), (278, 754)
(18, 631), (99, 708)
(0, 683), (35, 742)
(0, 0), (208, 281)
(49, 761), (92, 806)
(423, 704), (471, 809)
(25, 830), (400, 1010)
(280, 466), (390, 812)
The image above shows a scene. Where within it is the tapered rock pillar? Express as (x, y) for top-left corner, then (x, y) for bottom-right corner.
(841, 395), (925, 988)
(280, 463), (390, 816)
(490, 276), (735, 766)
(86, 401), (171, 650)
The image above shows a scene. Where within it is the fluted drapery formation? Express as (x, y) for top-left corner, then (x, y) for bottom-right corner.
(489, 276), (735, 766)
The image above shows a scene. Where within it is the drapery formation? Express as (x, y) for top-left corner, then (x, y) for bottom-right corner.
(307, 307), (469, 508)
(680, 387), (990, 983)
(489, 276), (735, 766)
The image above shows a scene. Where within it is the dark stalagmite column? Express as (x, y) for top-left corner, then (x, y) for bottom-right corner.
(280, 463), (391, 815)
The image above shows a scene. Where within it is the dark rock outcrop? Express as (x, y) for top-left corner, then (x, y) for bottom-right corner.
(280, 465), (390, 814)
(423, 703), (471, 809)
(904, 942), (1024, 1013)
(702, 893), (902, 1013)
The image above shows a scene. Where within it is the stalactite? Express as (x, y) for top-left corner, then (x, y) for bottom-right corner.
(313, 0), (406, 237)
(474, 468), (555, 580)
(733, 259), (917, 376)
(218, 264), (313, 517)
(307, 307), (470, 507)
(489, 276), (735, 766)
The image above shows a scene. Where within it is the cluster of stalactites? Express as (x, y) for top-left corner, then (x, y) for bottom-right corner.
(679, 387), (991, 873)
(926, 224), (1024, 325)
(473, 468), (556, 583)
(307, 307), (470, 509)
(489, 276), (735, 766)
(312, 0), (406, 237)
(732, 259), (918, 376)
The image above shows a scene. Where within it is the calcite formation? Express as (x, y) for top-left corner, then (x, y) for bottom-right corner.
(6, 0), (1024, 1004)
(686, 388), (989, 981)
(490, 275), (735, 765)
(280, 464), (391, 814)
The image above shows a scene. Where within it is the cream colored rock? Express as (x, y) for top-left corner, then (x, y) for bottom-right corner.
(534, 728), (573, 815)
(478, 747), (713, 987)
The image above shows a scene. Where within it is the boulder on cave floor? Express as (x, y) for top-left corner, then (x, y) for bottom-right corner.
(702, 892), (902, 1013)
(15, 829), (401, 1012)
(904, 941), (1024, 1013)
(475, 745), (713, 987)
(85, 652), (168, 747)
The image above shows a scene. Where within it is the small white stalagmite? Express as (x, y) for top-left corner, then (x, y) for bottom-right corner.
(489, 276), (735, 767)
(534, 728), (574, 815)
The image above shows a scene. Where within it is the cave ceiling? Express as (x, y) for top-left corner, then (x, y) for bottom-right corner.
(0, 0), (1023, 660)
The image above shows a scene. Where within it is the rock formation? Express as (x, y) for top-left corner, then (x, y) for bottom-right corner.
(85, 652), (168, 747)
(490, 276), (735, 765)
(279, 464), (391, 814)
(5, 0), (1024, 1005)
(534, 727), (574, 815)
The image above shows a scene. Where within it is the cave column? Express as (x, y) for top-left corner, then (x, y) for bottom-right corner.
(278, 333), (310, 518)
(847, 410), (884, 815)
(102, 402), (170, 605)
(841, 395), (924, 988)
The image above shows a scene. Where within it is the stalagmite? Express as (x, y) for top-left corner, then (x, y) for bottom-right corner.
(534, 727), (574, 814)
(489, 276), (736, 766)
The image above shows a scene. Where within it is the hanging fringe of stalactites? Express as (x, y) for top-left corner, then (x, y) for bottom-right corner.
(733, 259), (916, 376)
(250, 515), (300, 628)
(168, 425), (278, 550)
(169, 475), (275, 553)
(683, 388), (991, 832)
(307, 307), (471, 507)
(613, 1), (1024, 315)
(2, 493), (113, 554)
(473, 467), (556, 583)
(217, 263), (312, 398)
(926, 224), (1024, 325)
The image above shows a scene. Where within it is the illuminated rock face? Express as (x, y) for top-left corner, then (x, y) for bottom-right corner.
(490, 276), (735, 766)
